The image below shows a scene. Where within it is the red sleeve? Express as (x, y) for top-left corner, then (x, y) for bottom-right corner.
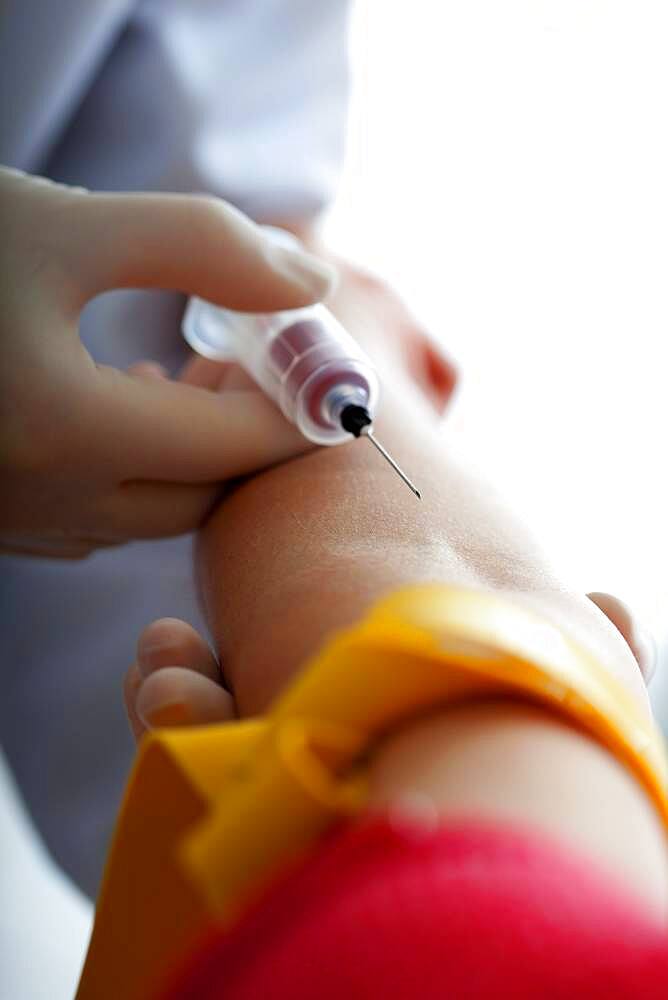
(161, 817), (668, 999)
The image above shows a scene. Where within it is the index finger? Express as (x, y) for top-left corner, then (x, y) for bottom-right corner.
(61, 191), (335, 311)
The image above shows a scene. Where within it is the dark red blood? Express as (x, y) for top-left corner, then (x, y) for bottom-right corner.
(269, 321), (330, 375)
(270, 321), (362, 428)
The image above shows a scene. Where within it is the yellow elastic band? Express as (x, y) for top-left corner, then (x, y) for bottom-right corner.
(76, 585), (668, 1000)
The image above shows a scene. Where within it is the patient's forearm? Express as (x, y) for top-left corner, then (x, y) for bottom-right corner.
(197, 398), (516, 712)
(197, 388), (646, 716)
(196, 388), (666, 923)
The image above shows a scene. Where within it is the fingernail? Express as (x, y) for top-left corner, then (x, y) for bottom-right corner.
(137, 634), (168, 659)
(269, 244), (337, 299)
(633, 625), (658, 684)
(136, 637), (170, 677)
(139, 699), (191, 729)
(136, 620), (181, 672)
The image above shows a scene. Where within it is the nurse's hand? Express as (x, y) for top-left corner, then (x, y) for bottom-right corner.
(0, 167), (334, 558)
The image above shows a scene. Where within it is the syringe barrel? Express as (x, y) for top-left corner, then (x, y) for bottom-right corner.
(182, 298), (380, 445)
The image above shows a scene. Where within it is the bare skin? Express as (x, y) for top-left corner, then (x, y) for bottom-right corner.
(0, 169), (334, 557)
(124, 255), (667, 924)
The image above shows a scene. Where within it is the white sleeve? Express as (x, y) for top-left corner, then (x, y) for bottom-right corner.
(1, 0), (354, 220)
(0, 3), (355, 921)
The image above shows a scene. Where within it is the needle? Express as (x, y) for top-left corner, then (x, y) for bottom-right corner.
(339, 403), (422, 500)
(360, 426), (422, 500)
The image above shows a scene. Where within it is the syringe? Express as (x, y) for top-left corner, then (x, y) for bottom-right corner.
(181, 234), (420, 499)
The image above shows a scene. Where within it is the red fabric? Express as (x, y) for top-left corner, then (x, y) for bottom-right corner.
(161, 818), (668, 999)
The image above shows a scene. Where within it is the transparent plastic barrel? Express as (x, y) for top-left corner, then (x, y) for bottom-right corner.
(182, 298), (380, 445)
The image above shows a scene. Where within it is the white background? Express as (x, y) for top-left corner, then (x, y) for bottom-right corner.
(326, 2), (668, 697)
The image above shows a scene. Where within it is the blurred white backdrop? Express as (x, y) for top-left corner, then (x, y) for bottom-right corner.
(325, 1), (668, 705)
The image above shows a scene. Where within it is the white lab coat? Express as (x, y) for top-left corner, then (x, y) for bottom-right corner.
(0, 1), (352, 995)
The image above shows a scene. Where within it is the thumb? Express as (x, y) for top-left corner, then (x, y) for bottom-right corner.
(55, 188), (335, 311)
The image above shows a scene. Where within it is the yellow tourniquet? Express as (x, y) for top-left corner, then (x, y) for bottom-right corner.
(76, 585), (668, 1000)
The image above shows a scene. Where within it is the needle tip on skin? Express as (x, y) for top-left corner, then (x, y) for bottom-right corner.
(362, 428), (422, 500)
